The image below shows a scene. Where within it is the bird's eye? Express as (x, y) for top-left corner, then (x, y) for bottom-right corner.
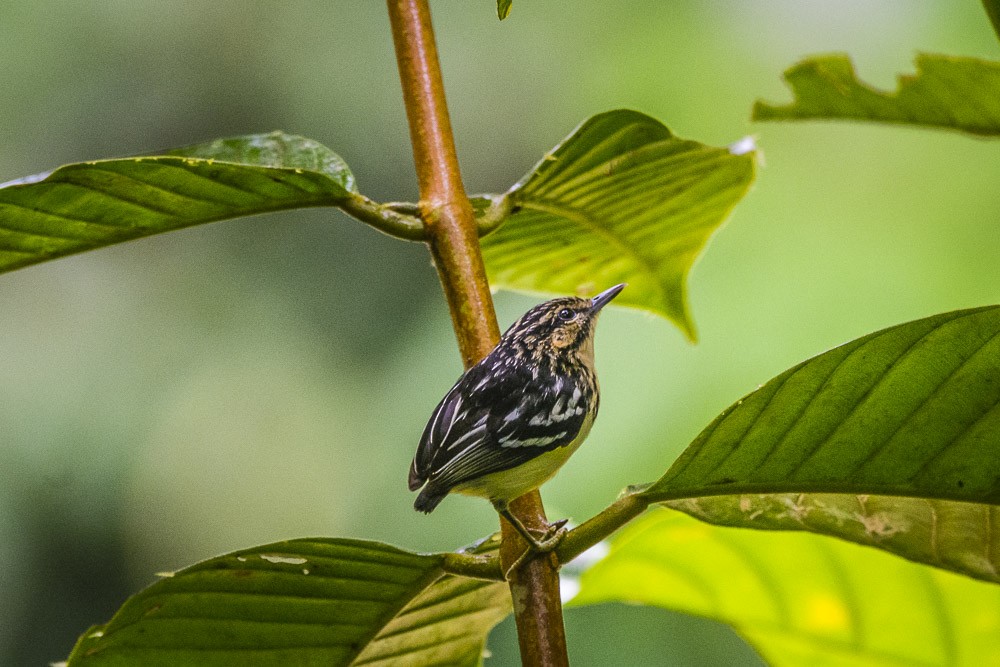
(557, 308), (574, 321)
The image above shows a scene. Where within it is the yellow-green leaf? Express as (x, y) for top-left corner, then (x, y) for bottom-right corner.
(753, 53), (1000, 136)
(574, 510), (1000, 666)
(479, 110), (757, 341)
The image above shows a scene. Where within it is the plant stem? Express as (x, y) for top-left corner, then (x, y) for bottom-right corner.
(440, 492), (652, 582)
(556, 493), (649, 564)
(441, 551), (504, 581)
(339, 193), (426, 240)
(386, 2), (569, 664)
(385, 0), (496, 366)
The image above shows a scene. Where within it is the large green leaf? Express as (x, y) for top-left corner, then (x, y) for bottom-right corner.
(66, 538), (509, 666)
(574, 510), (1000, 666)
(479, 110), (757, 340)
(666, 495), (1000, 584)
(0, 132), (364, 274)
(644, 306), (1000, 505)
(753, 53), (1000, 136)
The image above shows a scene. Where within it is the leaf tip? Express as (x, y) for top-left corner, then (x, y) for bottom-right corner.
(658, 291), (699, 344)
(728, 136), (757, 156)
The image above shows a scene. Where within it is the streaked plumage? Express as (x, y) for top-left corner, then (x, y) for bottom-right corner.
(409, 284), (625, 547)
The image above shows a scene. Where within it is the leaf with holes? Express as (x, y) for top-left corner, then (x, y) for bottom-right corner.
(573, 510), (1000, 666)
(0, 132), (363, 274)
(666, 494), (1000, 584)
(753, 53), (1000, 136)
(478, 109), (757, 341)
(66, 538), (509, 666)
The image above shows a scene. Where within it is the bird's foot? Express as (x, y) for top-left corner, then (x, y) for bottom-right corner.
(504, 519), (568, 579)
(533, 518), (568, 551)
(492, 501), (571, 578)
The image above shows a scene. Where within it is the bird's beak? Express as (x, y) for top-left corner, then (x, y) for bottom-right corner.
(590, 283), (626, 313)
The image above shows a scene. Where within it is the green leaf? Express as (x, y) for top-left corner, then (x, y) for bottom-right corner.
(753, 53), (1000, 136)
(479, 110), (757, 341)
(0, 132), (361, 275)
(644, 306), (1000, 505)
(66, 538), (509, 666)
(666, 494), (1000, 584)
(574, 509), (1000, 666)
(982, 0), (1000, 43)
(497, 0), (512, 20)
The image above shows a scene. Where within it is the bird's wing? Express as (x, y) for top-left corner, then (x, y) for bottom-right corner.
(411, 365), (588, 492)
(409, 380), (468, 490)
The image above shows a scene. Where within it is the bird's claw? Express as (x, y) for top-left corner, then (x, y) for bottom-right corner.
(535, 519), (568, 551)
(504, 521), (568, 579)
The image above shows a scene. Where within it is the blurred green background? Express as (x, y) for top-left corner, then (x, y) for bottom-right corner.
(1, 1), (998, 664)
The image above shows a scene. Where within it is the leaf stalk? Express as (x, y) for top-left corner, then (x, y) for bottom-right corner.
(339, 193), (426, 240)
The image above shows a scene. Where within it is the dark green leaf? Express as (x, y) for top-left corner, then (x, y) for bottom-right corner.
(753, 53), (1000, 136)
(983, 0), (1000, 43)
(644, 306), (1000, 505)
(66, 538), (509, 666)
(497, 0), (512, 20)
(574, 510), (1000, 666)
(667, 494), (1000, 584)
(479, 110), (757, 341)
(0, 132), (357, 274)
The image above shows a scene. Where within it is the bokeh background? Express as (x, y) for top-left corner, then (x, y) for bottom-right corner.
(2, 1), (998, 664)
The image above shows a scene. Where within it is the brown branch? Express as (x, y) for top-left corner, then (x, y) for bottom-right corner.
(386, 1), (569, 665)
(386, 0), (495, 366)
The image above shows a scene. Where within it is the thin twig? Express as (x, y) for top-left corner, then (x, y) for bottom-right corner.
(556, 493), (649, 564)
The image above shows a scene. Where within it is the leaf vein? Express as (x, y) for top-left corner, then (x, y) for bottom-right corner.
(846, 326), (1000, 479)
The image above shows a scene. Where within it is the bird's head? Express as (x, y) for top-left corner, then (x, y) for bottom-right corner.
(500, 284), (626, 365)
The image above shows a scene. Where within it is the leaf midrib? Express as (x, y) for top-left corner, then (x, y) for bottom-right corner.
(516, 199), (668, 313)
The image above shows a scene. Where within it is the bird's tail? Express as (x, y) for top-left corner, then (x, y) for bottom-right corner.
(413, 485), (447, 514)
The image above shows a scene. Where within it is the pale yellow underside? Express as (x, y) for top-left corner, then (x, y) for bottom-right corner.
(450, 411), (594, 503)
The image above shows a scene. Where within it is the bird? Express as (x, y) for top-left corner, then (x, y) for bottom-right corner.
(408, 283), (625, 553)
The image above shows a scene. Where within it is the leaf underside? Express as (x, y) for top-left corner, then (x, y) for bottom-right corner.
(479, 109), (757, 341)
(67, 538), (509, 666)
(574, 509), (1000, 667)
(666, 494), (1000, 584)
(753, 53), (1000, 136)
(0, 132), (356, 275)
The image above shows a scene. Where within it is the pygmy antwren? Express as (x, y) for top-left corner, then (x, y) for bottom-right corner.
(409, 283), (626, 553)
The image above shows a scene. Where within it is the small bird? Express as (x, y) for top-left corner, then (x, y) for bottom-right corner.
(409, 283), (625, 552)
